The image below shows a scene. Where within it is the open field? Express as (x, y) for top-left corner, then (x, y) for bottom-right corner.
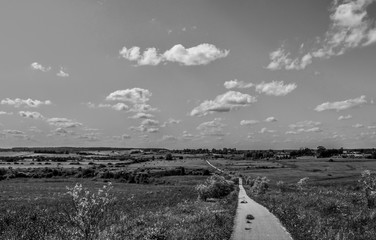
(211, 157), (376, 186)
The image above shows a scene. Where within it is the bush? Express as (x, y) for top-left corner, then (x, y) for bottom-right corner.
(62, 182), (116, 239)
(359, 170), (376, 208)
(296, 177), (309, 191)
(195, 174), (235, 201)
(165, 153), (173, 160)
(249, 176), (270, 195)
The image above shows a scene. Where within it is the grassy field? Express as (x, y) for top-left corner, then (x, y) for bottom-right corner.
(217, 157), (376, 240)
(0, 174), (237, 239)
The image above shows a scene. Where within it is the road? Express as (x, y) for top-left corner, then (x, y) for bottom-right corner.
(231, 178), (293, 240)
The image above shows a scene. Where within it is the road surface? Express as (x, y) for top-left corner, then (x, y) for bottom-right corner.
(231, 178), (293, 240)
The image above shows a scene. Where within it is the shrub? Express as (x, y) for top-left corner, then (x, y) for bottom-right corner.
(195, 174), (235, 201)
(276, 180), (288, 193)
(250, 176), (270, 195)
(165, 153), (173, 160)
(296, 177), (309, 191)
(359, 170), (376, 208)
(62, 182), (116, 239)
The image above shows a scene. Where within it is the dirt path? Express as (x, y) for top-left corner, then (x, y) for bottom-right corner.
(231, 178), (293, 240)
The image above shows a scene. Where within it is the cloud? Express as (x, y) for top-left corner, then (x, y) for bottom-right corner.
(106, 88), (151, 103)
(255, 81), (297, 96)
(128, 103), (158, 113)
(0, 111), (13, 115)
(353, 123), (364, 128)
(314, 95), (367, 111)
(119, 43), (229, 66)
(197, 118), (226, 136)
(161, 135), (178, 141)
(30, 62), (51, 72)
(51, 127), (72, 136)
(287, 121), (323, 134)
(3, 129), (25, 135)
(129, 112), (154, 119)
(289, 120), (321, 129)
(259, 127), (276, 134)
(338, 114), (353, 120)
(224, 79), (254, 89)
(77, 133), (100, 142)
(18, 111), (45, 120)
(265, 117), (277, 122)
(122, 134), (131, 139)
(267, 0), (376, 70)
(110, 103), (129, 111)
(285, 127), (323, 134)
(130, 119), (160, 133)
(240, 120), (259, 126)
(1, 98), (52, 108)
(46, 118), (82, 128)
(161, 118), (181, 127)
(368, 126), (376, 129)
(57, 68), (69, 77)
(190, 91), (257, 116)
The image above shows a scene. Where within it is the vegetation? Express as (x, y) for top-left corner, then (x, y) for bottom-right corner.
(246, 170), (376, 240)
(195, 174), (236, 201)
(0, 174), (237, 240)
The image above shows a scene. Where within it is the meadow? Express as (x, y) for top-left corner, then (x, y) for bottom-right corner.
(2, 149), (376, 240)
(0, 150), (237, 240)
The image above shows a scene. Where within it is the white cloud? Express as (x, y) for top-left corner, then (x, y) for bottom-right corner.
(128, 103), (158, 113)
(122, 134), (131, 139)
(111, 103), (129, 111)
(259, 127), (276, 134)
(289, 120), (321, 129)
(315, 95), (367, 111)
(129, 112), (154, 119)
(240, 120), (259, 126)
(255, 81), (297, 96)
(1, 98), (52, 108)
(130, 119), (160, 133)
(267, 0), (376, 70)
(119, 43), (229, 66)
(161, 118), (181, 127)
(197, 118), (226, 136)
(190, 91), (257, 117)
(338, 114), (353, 120)
(224, 79), (254, 89)
(30, 62), (51, 72)
(46, 118), (82, 128)
(106, 88), (151, 103)
(353, 123), (364, 128)
(368, 126), (376, 129)
(57, 68), (69, 77)
(3, 129), (25, 135)
(265, 117), (277, 122)
(0, 111), (13, 115)
(18, 111), (45, 120)
(161, 135), (178, 141)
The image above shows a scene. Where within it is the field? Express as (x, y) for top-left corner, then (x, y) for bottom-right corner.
(0, 151), (237, 240)
(1, 149), (376, 240)
(213, 157), (376, 240)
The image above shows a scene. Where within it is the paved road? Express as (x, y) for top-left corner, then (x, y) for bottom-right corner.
(231, 178), (293, 240)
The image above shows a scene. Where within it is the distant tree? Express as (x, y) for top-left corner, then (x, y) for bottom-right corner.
(165, 153), (173, 160)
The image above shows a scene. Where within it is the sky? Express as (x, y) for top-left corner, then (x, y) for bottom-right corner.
(0, 0), (376, 149)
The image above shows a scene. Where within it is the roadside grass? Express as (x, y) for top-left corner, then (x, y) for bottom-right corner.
(245, 178), (376, 240)
(0, 176), (237, 240)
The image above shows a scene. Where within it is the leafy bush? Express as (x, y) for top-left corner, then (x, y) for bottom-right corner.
(359, 170), (376, 208)
(249, 176), (270, 195)
(62, 182), (116, 239)
(195, 174), (235, 201)
(296, 177), (309, 191)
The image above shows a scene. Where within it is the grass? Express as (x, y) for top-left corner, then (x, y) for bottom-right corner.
(244, 178), (376, 240)
(0, 175), (238, 240)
